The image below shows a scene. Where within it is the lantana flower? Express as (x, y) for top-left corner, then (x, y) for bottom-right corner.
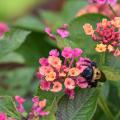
(57, 24), (69, 38)
(15, 96), (25, 113)
(0, 22), (9, 39)
(45, 24), (69, 40)
(37, 47), (104, 99)
(51, 81), (62, 92)
(76, 3), (120, 19)
(14, 96), (49, 120)
(95, 43), (107, 52)
(83, 18), (120, 56)
(83, 23), (94, 35)
(28, 96), (49, 119)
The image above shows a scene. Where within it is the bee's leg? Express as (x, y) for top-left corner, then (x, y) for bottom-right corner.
(89, 81), (98, 88)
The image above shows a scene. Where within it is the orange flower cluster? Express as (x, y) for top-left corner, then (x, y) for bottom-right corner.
(83, 18), (120, 56)
(76, 4), (120, 19)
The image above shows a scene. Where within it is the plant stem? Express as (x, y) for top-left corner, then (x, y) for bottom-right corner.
(109, 4), (117, 17)
(100, 52), (105, 66)
(98, 95), (114, 120)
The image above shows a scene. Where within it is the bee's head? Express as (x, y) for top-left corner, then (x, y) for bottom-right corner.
(93, 68), (106, 82)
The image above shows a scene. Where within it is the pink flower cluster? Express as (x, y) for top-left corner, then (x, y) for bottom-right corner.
(28, 96), (49, 120)
(15, 96), (49, 120)
(83, 18), (120, 56)
(88, 0), (117, 5)
(37, 47), (97, 99)
(0, 112), (15, 120)
(76, 3), (120, 19)
(0, 22), (9, 39)
(45, 24), (69, 40)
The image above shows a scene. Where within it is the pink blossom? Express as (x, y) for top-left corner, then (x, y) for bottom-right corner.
(40, 80), (51, 91)
(76, 65), (88, 73)
(79, 57), (91, 62)
(65, 89), (75, 99)
(0, 112), (7, 120)
(36, 107), (49, 116)
(76, 57), (91, 67)
(28, 97), (49, 119)
(76, 77), (88, 88)
(64, 78), (75, 90)
(57, 29), (69, 38)
(51, 82), (62, 92)
(15, 96), (25, 113)
(39, 58), (49, 66)
(0, 22), (9, 38)
(57, 24), (69, 38)
(36, 72), (43, 79)
(15, 96), (25, 104)
(32, 96), (39, 103)
(62, 47), (73, 58)
(49, 49), (59, 57)
(114, 49), (120, 56)
(17, 104), (25, 113)
(45, 27), (56, 40)
(72, 48), (83, 58)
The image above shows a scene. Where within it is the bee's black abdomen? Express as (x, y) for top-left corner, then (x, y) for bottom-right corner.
(81, 67), (93, 80)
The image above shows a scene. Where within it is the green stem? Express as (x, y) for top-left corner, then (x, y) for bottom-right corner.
(100, 52), (105, 66)
(109, 4), (117, 17)
(98, 95), (114, 120)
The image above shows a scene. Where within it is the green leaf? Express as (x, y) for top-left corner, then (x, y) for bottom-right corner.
(101, 66), (120, 81)
(0, 28), (30, 57)
(0, 67), (35, 96)
(16, 32), (54, 67)
(42, 114), (56, 120)
(0, 52), (25, 63)
(67, 14), (108, 55)
(36, 87), (63, 107)
(13, 16), (45, 32)
(98, 95), (114, 120)
(106, 54), (120, 70)
(60, 0), (87, 22)
(40, 0), (87, 30)
(0, 96), (20, 119)
(56, 36), (71, 49)
(56, 88), (99, 120)
(41, 97), (57, 120)
(41, 11), (64, 31)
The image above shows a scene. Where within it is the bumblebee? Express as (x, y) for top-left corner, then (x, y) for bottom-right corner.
(81, 60), (106, 87)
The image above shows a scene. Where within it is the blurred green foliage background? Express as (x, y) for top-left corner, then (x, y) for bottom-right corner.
(0, 0), (45, 20)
